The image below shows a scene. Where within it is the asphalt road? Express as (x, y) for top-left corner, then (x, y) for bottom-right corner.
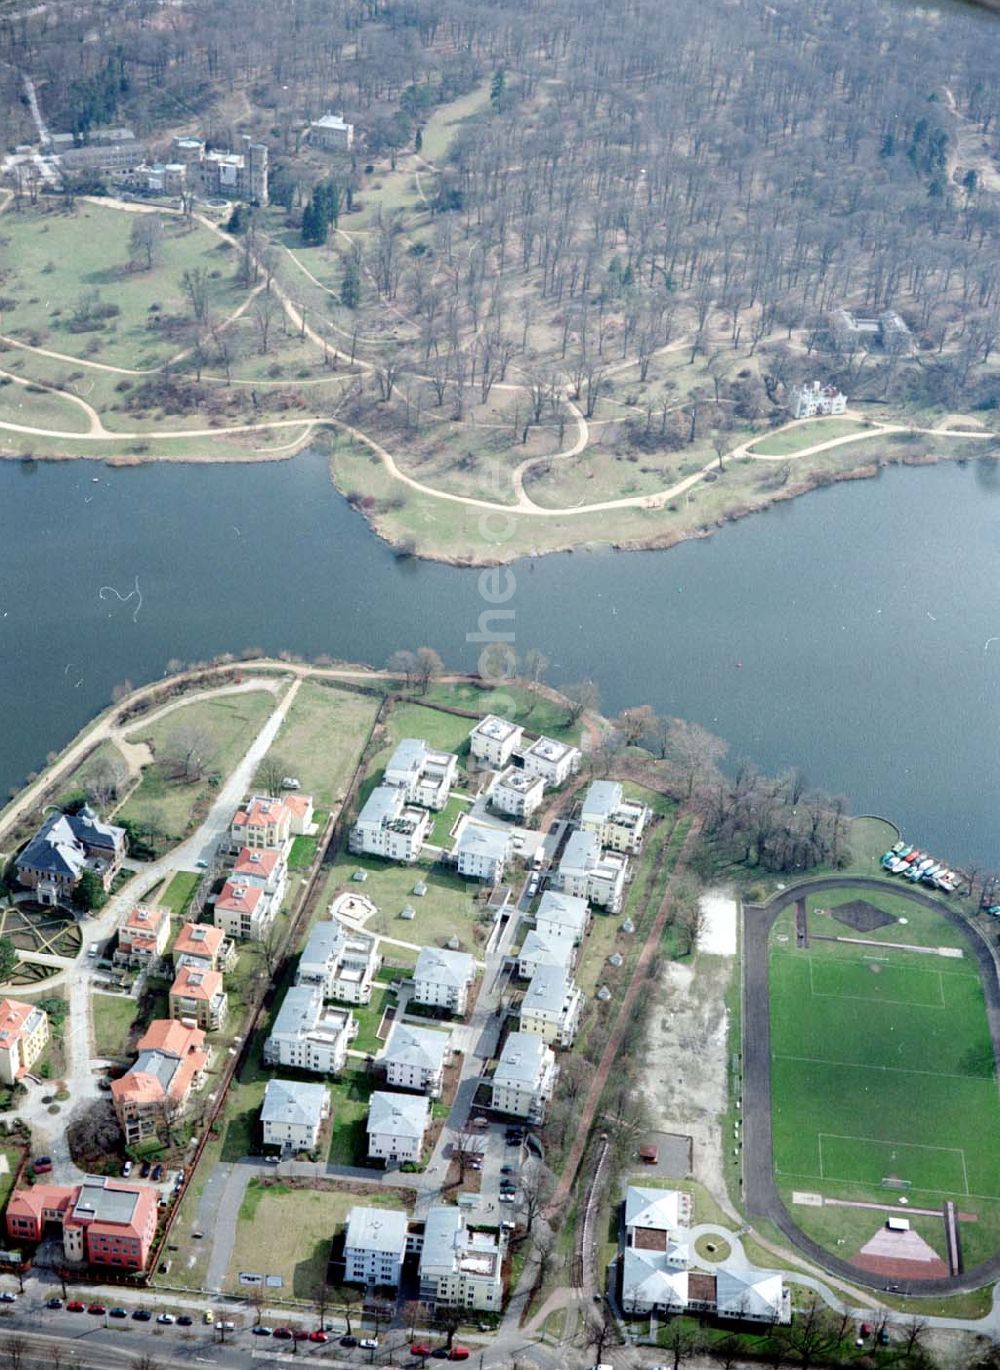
(742, 874), (1000, 1296)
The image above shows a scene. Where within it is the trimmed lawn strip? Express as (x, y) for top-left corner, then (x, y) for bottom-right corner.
(258, 681), (381, 809)
(350, 986), (394, 1055)
(160, 871), (201, 918)
(91, 992), (142, 1059)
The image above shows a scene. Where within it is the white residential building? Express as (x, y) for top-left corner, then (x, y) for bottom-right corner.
(213, 877), (279, 942)
(263, 984), (356, 1075)
(469, 715), (524, 769)
(558, 830), (629, 912)
(455, 822), (512, 883)
(521, 736), (581, 788)
(534, 890), (589, 945)
(366, 1090), (430, 1165)
(580, 781), (651, 853)
(490, 1031), (556, 1122)
(418, 1206), (503, 1311)
(380, 1022), (451, 1096)
(489, 767), (545, 819)
(517, 928), (575, 980)
(384, 739), (457, 811)
(349, 785), (430, 861)
(343, 1205), (409, 1289)
(309, 112), (354, 150)
(296, 921), (380, 1005)
(260, 1078), (330, 1153)
(520, 965), (584, 1048)
(413, 946), (476, 1016)
(790, 381), (847, 419)
(620, 1186), (790, 1323)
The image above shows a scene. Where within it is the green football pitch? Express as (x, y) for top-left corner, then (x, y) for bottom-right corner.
(769, 911), (1000, 1204)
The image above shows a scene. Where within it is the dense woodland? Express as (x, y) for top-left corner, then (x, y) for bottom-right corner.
(1, 0), (999, 485)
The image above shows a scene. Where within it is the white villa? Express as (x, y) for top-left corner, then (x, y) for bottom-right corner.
(790, 381), (847, 419)
(521, 736), (581, 788)
(519, 965), (584, 1048)
(412, 946), (476, 1016)
(366, 1090), (430, 1165)
(263, 984), (356, 1075)
(343, 1205), (409, 1289)
(580, 781), (651, 853)
(558, 830), (629, 912)
(296, 921), (380, 1005)
(469, 715), (524, 769)
(384, 738), (458, 811)
(260, 1078), (330, 1153)
(489, 767), (545, 819)
(379, 1021), (451, 1096)
(490, 1031), (557, 1122)
(534, 890), (589, 944)
(455, 822), (512, 883)
(349, 785), (430, 862)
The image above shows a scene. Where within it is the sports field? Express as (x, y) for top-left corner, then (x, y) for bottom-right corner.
(769, 894), (1000, 1216)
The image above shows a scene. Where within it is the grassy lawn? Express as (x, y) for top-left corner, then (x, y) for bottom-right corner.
(0, 1145), (25, 1211)
(288, 831), (320, 871)
(91, 992), (142, 1058)
(317, 852), (488, 955)
(225, 1181), (408, 1297)
(328, 1071), (375, 1165)
(257, 681), (381, 808)
(428, 794), (470, 846)
(159, 871), (201, 918)
(420, 681), (583, 744)
(50, 739), (132, 811)
(350, 986), (394, 1055)
(118, 689), (278, 841)
(0, 203), (248, 370)
(769, 895), (1000, 1264)
(747, 418), (871, 456)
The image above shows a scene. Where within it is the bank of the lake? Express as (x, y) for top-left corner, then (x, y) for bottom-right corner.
(0, 450), (998, 866)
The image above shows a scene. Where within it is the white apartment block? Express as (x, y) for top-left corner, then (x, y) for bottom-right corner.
(520, 965), (584, 1048)
(791, 381), (847, 419)
(521, 736), (581, 788)
(534, 890), (589, 944)
(490, 1031), (556, 1122)
(580, 781), (651, 853)
(489, 766), (545, 819)
(517, 928), (576, 980)
(455, 821), (512, 883)
(367, 1090), (430, 1165)
(469, 715), (524, 769)
(263, 984), (356, 1075)
(419, 1206), (503, 1312)
(558, 830), (629, 912)
(384, 738), (458, 811)
(296, 920), (380, 1005)
(380, 1021), (451, 1096)
(260, 1078), (329, 1153)
(413, 946), (476, 1016)
(343, 1206), (409, 1289)
(349, 785), (430, 861)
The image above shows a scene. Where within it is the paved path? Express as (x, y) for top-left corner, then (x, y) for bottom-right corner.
(742, 874), (1000, 1297)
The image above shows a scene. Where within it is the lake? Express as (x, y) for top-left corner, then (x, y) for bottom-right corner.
(1, 451), (997, 866)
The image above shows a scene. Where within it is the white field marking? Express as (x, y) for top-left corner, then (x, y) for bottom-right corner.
(774, 1052), (989, 1082)
(807, 956), (945, 1008)
(818, 1133), (970, 1195)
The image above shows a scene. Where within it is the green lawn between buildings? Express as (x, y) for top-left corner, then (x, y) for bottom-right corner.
(769, 888), (1000, 1267)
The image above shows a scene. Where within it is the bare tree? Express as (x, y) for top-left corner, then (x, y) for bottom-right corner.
(161, 725), (218, 782)
(86, 751), (130, 808)
(562, 680), (600, 727)
(414, 646), (444, 695)
(129, 215), (164, 270)
(252, 293), (280, 355)
(519, 1160), (555, 1234)
(181, 267), (211, 323)
(452, 1123), (485, 1182)
(256, 754), (290, 796)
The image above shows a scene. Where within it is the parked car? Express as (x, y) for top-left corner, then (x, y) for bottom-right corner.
(109, 1307), (128, 1318)
(341, 1334), (358, 1347)
(133, 1308), (152, 1321)
(252, 1326), (273, 1336)
(411, 1346), (432, 1358)
(67, 1302), (85, 1313)
(156, 1313), (175, 1325)
(177, 1314), (194, 1326)
(273, 1328), (294, 1340)
(151, 1163), (163, 1182)
(46, 1297), (63, 1309)
(195, 859), (209, 869)
(32, 1156), (53, 1174)
(0, 1293), (16, 1304)
(359, 1338), (379, 1350)
(500, 1165), (514, 1175)
(140, 1161), (151, 1178)
(310, 1330), (328, 1343)
(122, 1161), (133, 1178)
(293, 1329), (310, 1340)
(220, 1321), (236, 1331)
(87, 1304), (107, 1315)
(449, 1350), (471, 1362)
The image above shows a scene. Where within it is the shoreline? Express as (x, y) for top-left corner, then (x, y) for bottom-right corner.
(0, 434), (987, 569)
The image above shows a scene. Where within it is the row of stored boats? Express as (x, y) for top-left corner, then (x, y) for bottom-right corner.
(881, 841), (960, 892)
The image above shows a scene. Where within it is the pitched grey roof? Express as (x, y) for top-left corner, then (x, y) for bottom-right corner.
(535, 890), (588, 936)
(457, 823), (510, 861)
(130, 1049), (182, 1093)
(519, 929), (573, 969)
(367, 1090), (430, 1139)
(523, 964), (573, 1016)
(414, 945), (474, 988)
(559, 829), (600, 873)
(625, 1186), (683, 1231)
(381, 1021), (449, 1073)
(18, 806), (124, 879)
(260, 1077), (328, 1128)
(494, 1031), (548, 1086)
(715, 1270), (785, 1319)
